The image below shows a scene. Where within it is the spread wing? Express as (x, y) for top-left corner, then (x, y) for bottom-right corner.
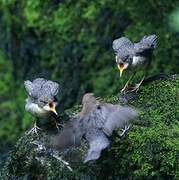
(112, 37), (134, 54)
(134, 34), (157, 54)
(52, 118), (84, 150)
(44, 81), (60, 96)
(94, 103), (138, 136)
(139, 34), (157, 48)
(24, 80), (34, 96)
(24, 78), (47, 97)
(24, 80), (40, 97)
(33, 78), (47, 85)
(84, 131), (110, 163)
(33, 78), (47, 94)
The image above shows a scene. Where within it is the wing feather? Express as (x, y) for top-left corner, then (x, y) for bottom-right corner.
(44, 81), (59, 96)
(134, 34), (157, 53)
(112, 37), (134, 53)
(84, 131), (110, 163)
(94, 103), (138, 136)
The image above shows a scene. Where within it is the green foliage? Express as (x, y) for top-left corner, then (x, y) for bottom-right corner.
(0, 0), (179, 109)
(0, 0), (179, 175)
(1, 0), (178, 109)
(95, 77), (179, 179)
(0, 50), (33, 147)
(1, 77), (179, 179)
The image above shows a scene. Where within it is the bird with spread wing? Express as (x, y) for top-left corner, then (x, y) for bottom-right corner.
(112, 34), (157, 93)
(52, 93), (138, 163)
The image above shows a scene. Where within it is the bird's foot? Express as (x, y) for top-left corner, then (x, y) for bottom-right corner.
(54, 121), (64, 132)
(28, 125), (42, 135)
(56, 123), (64, 127)
(130, 76), (145, 93)
(120, 88), (126, 93)
(121, 85), (135, 94)
(130, 83), (141, 93)
(120, 72), (137, 94)
(120, 125), (130, 137)
(120, 86), (128, 93)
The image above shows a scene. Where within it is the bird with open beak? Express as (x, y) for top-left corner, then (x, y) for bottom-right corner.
(24, 78), (60, 134)
(113, 34), (157, 93)
(52, 93), (138, 163)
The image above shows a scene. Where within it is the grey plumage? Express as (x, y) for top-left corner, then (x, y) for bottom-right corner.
(25, 78), (59, 105)
(112, 34), (157, 92)
(53, 93), (138, 163)
(113, 37), (134, 58)
(24, 78), (59, 119)
(113, 34), (157, 63)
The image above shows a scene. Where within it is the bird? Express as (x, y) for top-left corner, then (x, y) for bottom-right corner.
(24, 78), (60, 133)
(52, 93), (138, 163)
(112, 34), (157, 93)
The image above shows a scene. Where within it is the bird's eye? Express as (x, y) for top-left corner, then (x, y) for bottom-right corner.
(124, 56), (129, 61)
(97, 105), (101, 110)
(39, 99), (46, 104)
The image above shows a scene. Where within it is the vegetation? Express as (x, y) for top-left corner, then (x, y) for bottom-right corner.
(0, 0), (179, 178)
(0, 77), (178, 179)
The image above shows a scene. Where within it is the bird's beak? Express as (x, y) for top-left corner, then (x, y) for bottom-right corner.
(118, 63), (125, 77)
(49, 102), (58, 115)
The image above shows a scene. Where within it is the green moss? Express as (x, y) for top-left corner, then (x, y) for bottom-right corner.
(103, 76), (179, 179)
(1, 76), (179, 179)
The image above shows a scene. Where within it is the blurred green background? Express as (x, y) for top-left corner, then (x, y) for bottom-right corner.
(0, 0), (179, 164)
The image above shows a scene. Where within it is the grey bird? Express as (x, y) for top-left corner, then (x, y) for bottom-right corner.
(53, 93), (138, 163)
(112, 34), (157, 92)
(24, 78), (60, 133)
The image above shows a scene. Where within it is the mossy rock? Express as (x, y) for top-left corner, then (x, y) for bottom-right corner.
(0, 75), (179, 180)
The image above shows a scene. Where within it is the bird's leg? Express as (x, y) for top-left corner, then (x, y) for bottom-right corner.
(55, 120), (60, 132)
(120, 125), (130, 136)
(52, 116), (64, 132)
(28, 121), (41, 135)
(53, 120), (64, 132)
(121, 72), (136, 93)
(131, 75), (146, 93)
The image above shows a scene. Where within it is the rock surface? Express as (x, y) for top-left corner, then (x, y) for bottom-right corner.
(0, 74), (179, 179)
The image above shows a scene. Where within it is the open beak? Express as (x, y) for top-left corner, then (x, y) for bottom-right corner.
(49, 102), (58, 115)
(118, 63), (125, 77)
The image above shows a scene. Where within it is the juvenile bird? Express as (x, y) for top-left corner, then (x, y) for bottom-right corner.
(53, 93), (138, 163)
(112, 34), (157, 92)
(24, 78), (60, 133)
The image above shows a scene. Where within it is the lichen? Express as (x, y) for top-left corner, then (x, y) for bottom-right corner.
(0, 75), (179, 179)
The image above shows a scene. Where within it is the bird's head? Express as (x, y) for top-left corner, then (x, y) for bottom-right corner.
(80, 93), (98, 118)
(24, 78), (60, 117)
(115, 55), (130, 77)
(43, 101), (58, 115)
(38, 97), (58, 115)
(82, 93), (96, 104)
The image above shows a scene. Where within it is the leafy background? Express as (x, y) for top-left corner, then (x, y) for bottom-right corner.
(0, 0), (179, 170)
